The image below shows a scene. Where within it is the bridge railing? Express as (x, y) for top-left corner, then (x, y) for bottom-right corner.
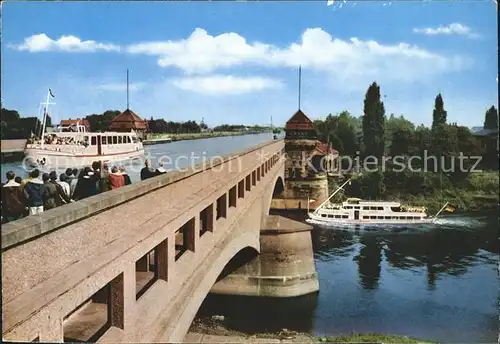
(2, 139), (285, 342)
(2, 139), (284, 251)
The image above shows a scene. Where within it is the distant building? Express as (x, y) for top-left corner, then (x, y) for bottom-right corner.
(109, 108), (148, 138)
(59, 119), (91, 132)
(472, 127), (499, 154)
(282, 109), (340, 202)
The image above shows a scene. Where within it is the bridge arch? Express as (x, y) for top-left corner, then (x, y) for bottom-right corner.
(159, 230), (260, 342)
(261, 173), (285, 222)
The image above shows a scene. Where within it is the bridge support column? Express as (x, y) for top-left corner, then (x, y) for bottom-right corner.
(119, 264), (137, 340)
(40, 313), (63, 342)
(210, 215), (319, 298)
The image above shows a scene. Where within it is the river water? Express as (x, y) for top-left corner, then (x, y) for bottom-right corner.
(0, 133), (274, 183)
(196, 213), (499, 343)
(2, 134), (498, 342)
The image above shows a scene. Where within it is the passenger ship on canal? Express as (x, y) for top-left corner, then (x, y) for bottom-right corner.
(306, 179), (448, 227)
(24, 89), (145, 168)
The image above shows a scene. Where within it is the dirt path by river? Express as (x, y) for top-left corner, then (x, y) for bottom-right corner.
(185, 316), (432, 343)
(186, 317), (315, 343)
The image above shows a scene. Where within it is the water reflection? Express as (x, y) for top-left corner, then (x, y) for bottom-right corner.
(312, 227), (355, 260)
(311, 215), (499, 291)
(354, 235), (382, 290)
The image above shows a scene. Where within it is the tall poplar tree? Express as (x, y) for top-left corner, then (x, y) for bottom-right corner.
(432, 93), (447, 130)
(484, 106), (498, 130)
(362, 82), (386, 159)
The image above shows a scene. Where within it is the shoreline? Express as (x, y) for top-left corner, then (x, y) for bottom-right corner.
(146, 131), (272, 143)
(187, 316), (432, 343)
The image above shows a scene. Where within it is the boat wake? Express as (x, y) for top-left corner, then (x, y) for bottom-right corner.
(308, 215), (490, 233)
(431, 216), (489, 229)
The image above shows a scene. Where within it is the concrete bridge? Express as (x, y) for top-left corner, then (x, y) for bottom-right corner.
(2, 139), (318, 343)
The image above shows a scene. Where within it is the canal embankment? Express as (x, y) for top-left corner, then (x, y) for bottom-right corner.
(0, 139), (26, 163)
(145, 131), (270, 144)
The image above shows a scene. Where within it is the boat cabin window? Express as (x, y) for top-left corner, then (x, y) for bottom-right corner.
(132, 136), (139, 143)
(347, 199), (359, 204)
(355, 206), (360, 209)
(118, 136), (123, 144)
(342, 215), (348, 219)
(370, 216), (376, 219)
(363, 206), (369, 210)
(328, 214), (334, 218)
(385, 216), (391, 219)
(392, 216), (399, 220)
(321, 214), (327, 217)
(113, 136), (118, 144)
(391, 207), (401, 212)
(102, 136), (107, 144)
(377, 207), (384, 210)
(345, 206), (351, 209)
(363, 216), (369, 219)
(91, 136), (97, 145)
(335, 215), (341, 219)
(377, 216), (384, 219)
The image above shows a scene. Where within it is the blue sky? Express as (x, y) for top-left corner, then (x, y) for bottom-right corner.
(1, 1), (497, 127)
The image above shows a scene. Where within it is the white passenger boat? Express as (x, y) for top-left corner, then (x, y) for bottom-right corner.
(24, 89), (145, 168)
(306, 179), (450, 228)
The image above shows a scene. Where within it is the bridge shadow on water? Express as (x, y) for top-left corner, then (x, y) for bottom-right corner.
(195, 292), (319, 334)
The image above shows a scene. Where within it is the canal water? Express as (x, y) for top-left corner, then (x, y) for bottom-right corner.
(0, 133), (274, 183)
(196, 213), (499, 343)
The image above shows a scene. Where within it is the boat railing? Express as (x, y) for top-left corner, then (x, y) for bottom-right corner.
(401, 206), (427, 213)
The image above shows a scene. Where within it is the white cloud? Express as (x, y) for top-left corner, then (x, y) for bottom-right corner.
(127, 28), (272, 74)
(126, 28), (468, 86)
(412, 23), (480, 38)
(171, 75), (283, 95)
(12, 33), (120, 52)
(96, 82), (145, 92)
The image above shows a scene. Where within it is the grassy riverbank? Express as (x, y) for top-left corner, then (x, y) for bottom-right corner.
(188, 317), (432, 343)
(147, 131), (270, 141)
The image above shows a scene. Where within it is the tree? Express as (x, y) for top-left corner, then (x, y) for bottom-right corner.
(484, 106), (498, 130)
(432, 93), (447, 130)
(45, 114), (52, 128)
(385, 114), (414, 152)
(390, 126), (413, 157)
(85, 110), (120, 132)
(1, 108), (21, 122)
(336, 111), (359, 156)
(362, 82), (386, 159)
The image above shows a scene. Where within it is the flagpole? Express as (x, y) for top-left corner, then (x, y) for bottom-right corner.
(40, 89), (52, 150)
(126, 69), (129, 110)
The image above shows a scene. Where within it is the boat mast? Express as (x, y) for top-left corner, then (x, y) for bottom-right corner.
(40, 89), (55, 149)
(126, 68), (130, 110)
(432, 201), (449, 223)
(313, 178), (351, 214)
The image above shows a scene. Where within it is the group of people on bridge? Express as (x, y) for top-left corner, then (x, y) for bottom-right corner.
(1, 159), (167, 224)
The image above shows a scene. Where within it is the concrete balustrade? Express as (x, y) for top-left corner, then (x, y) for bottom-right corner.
(2, 140), (298, 343)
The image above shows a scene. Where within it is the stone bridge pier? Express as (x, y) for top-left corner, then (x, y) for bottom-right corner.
(2, 140), (318, 343)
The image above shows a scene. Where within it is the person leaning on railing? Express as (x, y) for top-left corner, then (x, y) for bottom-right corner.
(2, 171), (26, 223)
